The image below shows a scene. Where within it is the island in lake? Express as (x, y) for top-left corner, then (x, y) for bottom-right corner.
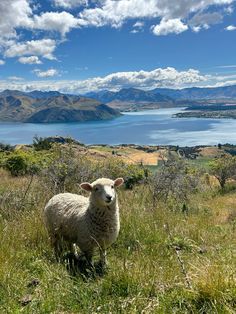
(174, 102), (236, 119)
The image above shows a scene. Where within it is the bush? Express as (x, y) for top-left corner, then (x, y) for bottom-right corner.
(209, 155), (236, 189)
(0, 142), (14, 152)
(98, 159), (149, 189)
(40, 145), (149, 194)
(33, 136), (52, 151)
(2, 150), (51, 177)
(150, 157), (201, 210)
(4, 154), (28, 176)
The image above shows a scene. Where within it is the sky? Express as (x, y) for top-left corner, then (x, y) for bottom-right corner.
(0, 0), (236, 94)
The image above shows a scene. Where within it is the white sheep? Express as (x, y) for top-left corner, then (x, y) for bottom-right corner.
(43, 177), (124, 268)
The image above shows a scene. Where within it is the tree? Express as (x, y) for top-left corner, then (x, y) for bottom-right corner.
(209, 155), (236, 189)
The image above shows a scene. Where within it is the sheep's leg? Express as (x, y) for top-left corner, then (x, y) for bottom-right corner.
(51, 235), (63, 261)
(84, 251), (93, 267)
(99, 249), (107, 267)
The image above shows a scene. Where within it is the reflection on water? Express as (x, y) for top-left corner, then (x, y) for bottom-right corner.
(0, 107), (235, 146)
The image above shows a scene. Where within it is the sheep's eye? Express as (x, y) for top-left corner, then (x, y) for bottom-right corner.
(95, 187), (99, 191)
(111, 185), (114, 189)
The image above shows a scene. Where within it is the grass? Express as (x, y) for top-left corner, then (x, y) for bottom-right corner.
(0, 169), (236, 313)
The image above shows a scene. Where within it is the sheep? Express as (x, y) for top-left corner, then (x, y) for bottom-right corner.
(43, 177), (124, 268)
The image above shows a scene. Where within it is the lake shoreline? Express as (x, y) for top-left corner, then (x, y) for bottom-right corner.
(1, 107), (236, 146)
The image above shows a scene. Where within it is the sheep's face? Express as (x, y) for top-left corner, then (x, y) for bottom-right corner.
(80, 178), (124, 207)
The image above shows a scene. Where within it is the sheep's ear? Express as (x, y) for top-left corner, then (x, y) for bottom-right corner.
(114, 178), (124, 187)
(80, 182), (93, 192)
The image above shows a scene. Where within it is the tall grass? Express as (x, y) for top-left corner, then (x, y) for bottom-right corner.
(0, 169), (236, 313)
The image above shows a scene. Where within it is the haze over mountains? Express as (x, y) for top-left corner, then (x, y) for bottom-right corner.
(0, 84), (236, 123)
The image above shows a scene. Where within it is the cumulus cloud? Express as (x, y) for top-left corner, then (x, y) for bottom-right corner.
(53, 0), (88, 8)
(0, 60), (5, 65)
(152, 19), (188, 36)
(4, 39), (57, 60)
(78, 0), (235, 29)
(0, 0), (81, 38)
(0, 0), (235, 64)
(0, 0), (33, 39)
(0, 67), (209, 93)
(32, 11), (80, 36)
(33, 68), (59, 78)
(18, 56), (42, 64)
(225, 24), (236, 30)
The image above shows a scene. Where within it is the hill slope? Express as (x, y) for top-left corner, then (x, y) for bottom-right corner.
(0, 91), (121, 123)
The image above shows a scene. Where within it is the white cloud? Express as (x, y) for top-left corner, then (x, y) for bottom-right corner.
(32, 11), (80, 36)
(130, 29), (139, 34)
(0, 0), (234, 65)
(4, 39), (57, 60)
(131, 21), (144, 33)
(0, 1), (80, 38)
(53, 0), (88, 8)
(0, 67), (210, 93)
(79, 0), (235, 29)
(133, 21), (144, 28)
(33, 68), (59, 78)
(216, 64), (236, 68)
(152, 19), (188, 36)
(224, 5), (234, 13)
(18, 56), (42, 64)
(8, 76), (24, 81)
(189, 12), (223, 31)
(225, 24), (236, 30)
(0, 0), (33, 39)
(0, 60), (5, 65)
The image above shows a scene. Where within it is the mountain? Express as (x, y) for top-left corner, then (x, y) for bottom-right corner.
(27, 90), (63, 99)
(0, 91), (121, 123)
(86, 85), (236, 103)
(153, 85), (236, 100)
(85, 88), (173, 103)
(0, 90), (73, 99)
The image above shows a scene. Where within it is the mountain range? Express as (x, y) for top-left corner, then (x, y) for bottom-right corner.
(0, 90), (120, 123)
(85, 85), (236, 103)
(1, 84), (236, 123)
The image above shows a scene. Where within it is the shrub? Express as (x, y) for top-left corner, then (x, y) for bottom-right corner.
(150, 157), (201, 210)
(4, 154), (29, 176)
(0, 142), (14, 152)
(33, 136), (52, 151)
(209, 155), (236, 189)
(2, 150), (50, 176)
(40, 145), (149, 194)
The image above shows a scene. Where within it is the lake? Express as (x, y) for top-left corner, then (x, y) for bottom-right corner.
(0, 107), (236, 146)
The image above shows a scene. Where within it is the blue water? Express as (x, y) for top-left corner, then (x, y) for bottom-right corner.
(0, 107), (235, 146)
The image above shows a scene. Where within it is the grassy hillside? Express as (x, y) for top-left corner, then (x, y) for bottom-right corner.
(0, 93), (121, 123)
(0, 142), (236, 313)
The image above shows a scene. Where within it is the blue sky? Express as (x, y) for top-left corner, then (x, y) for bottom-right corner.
(0, 0), (236, 93)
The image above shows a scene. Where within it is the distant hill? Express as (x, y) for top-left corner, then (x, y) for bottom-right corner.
(86, 85), (236, 103)
(153, 85), (236, 100)
(85, 87), (173, 103)
(0, 91), (121, 123)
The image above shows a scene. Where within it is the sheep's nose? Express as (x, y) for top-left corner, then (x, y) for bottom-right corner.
(106, 195), (112, 201)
